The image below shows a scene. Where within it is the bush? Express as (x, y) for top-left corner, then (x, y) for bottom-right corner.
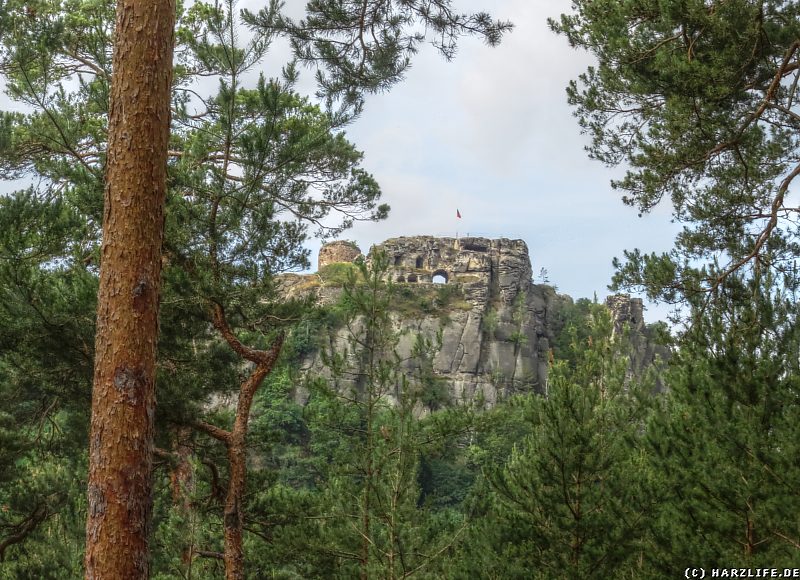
(317, 262), (362, 286)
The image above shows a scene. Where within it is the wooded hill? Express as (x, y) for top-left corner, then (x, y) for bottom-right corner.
(2, 0), (800, 577)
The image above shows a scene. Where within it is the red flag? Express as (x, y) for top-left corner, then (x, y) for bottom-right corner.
(456, 209), (461, 218)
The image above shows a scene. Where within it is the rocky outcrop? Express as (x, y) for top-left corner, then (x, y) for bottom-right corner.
(318, 240), (362, 270)
(362, 237), (558, 404)
(605, 294), (670, 389)
(288, 237), (667, 407)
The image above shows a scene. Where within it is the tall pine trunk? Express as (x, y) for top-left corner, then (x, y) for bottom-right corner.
(84, 1), (175, 577)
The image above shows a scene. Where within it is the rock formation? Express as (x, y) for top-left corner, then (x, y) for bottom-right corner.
(318, 240), (362, 270)
(605, 294), (670, 388)
(365, 236), (560, 405)
(286, 236), (667, 407)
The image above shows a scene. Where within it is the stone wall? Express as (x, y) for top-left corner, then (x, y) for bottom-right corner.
(369, 236), (531, 304)
(318, 240), (362, 270)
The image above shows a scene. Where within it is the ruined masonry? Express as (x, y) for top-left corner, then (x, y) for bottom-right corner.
(291, 236), (665, 407)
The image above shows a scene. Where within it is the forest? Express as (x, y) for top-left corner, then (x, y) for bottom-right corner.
(1, 0), (800, 578)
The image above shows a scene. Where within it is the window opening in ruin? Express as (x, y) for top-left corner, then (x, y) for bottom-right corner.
(462, 241), (489, 252)
(432, 270), (448, 284)
(396, 275), (405, 282)
(407, 274), (418, 283)
(394, 255), (402, 266)
(415, 257), (423, 268)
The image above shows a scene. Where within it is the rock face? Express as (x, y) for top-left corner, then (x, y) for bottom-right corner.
(318, 240), (362, 270)
(291, 236), (666, 407)
(364, 236), (560, 405)
(605, 294), (670, 388)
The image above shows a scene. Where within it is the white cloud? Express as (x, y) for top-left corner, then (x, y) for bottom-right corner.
(0, 0), (684, 321)
(338, 0), (683, 320)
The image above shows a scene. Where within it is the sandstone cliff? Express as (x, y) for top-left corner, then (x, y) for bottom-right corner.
(285, 236), (667, 406)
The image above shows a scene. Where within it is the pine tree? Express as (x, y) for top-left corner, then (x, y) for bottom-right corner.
(645, 273), (800, 571)
(83, 1), (176, 575)
(551, 1), (800, 300)
(0, 193), (95, 574)
(0, 1), (510, 575)
(484, 307), (655, 579)
(302, 254), (470, 579)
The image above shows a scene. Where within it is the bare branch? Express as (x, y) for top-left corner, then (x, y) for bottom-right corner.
(193, 420), (232, 445)
(772, 530), (800, 550)
(715, 161), (800, 287)
(210, 302), (284, 367)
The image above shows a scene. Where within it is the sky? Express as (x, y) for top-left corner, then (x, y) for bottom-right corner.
(299, 0), (683, 321)
(0, 0), (684, 322)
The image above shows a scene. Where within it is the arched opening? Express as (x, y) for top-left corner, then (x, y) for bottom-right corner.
(407, 274), (418, 283)
(396, 275), (405, 283)
(432, 270), (448, 284)
(394, 255), (403, 266)
(415, 256), (424, 268)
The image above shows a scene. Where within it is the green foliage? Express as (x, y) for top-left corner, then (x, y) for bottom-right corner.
(7, 2), (794, 575)
(645, 273), (800, 571)
(274, 0), (512, 112)
(0, 192), (94, 575)
(417, 456), (474, 510)
(0, 455), (86, 578)
(299, 254), (471, 578)
(552, 0), (800, 300)
(507, 330), (527, 347)
(550, 297), (605, 365)
(391, 279), (471, 319)
(317, 261), (362, 287)
(511, 291), (526, 325)
(0, 0), (513, 573)
(479, 309), (654, 579)
(482, 307), (499, 339)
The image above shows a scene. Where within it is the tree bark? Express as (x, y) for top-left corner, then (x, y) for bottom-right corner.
(170, 427), (196, 568)
(223, 363), (272, 580)
(195, 304), (284, 580)
(84, 1), (175, 578)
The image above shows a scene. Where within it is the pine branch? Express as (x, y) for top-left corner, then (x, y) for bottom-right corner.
(0, 504), (49, 562)
(193, 420), (232, 445)
(210, 302), (285, 367)
(194, 549), (225, 560)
